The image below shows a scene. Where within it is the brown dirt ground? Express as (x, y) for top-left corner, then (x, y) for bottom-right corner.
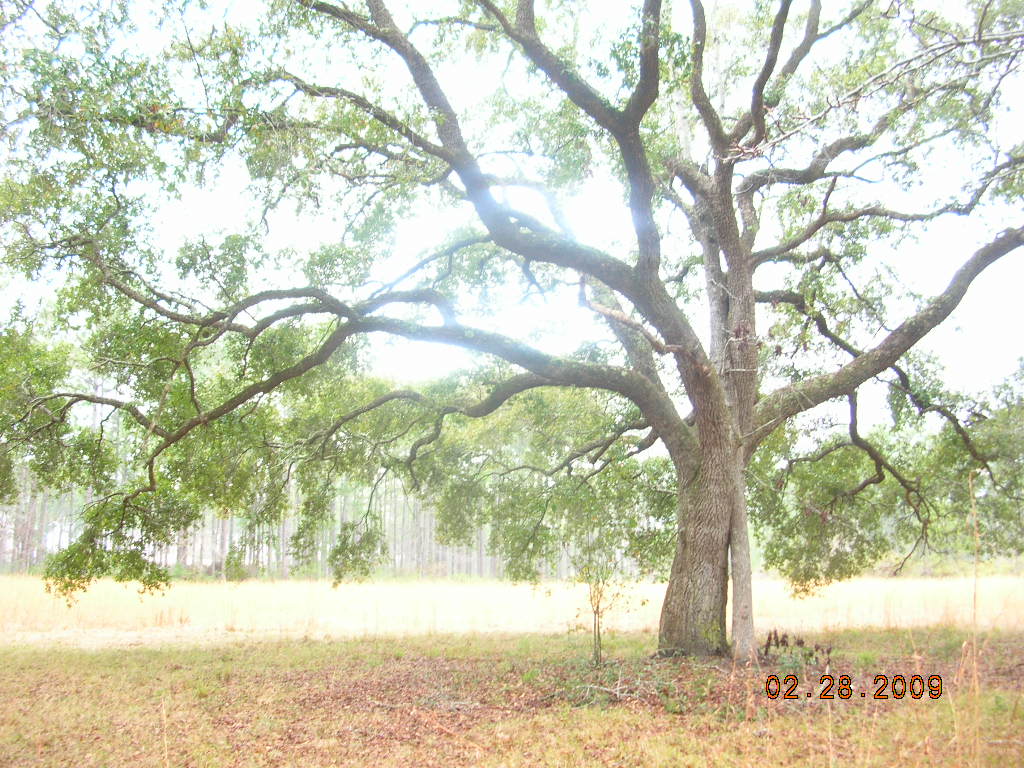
(1, 632), (1022, 767)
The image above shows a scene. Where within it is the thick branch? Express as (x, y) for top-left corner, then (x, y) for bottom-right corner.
(580, 282), (681, 358)
(356, 315), (697, 464)
(357, 288), (457, 324)
(738, 114), (894, 196)
(728, 1), (875, 145)
(757, 287), (1000, 482)
(687, 0), (729, 153)
(357, 316), (647, 399)
(474, 0), (663, 273)
(580, 280), (661, 380)
(150, 319), (358, 460)
(751, 226), (1024, 445)
(745, 0), (794, 148)
(754, 150), (1023, 264)
(473, 0), (623, 133)
(624, 0), (663, 124)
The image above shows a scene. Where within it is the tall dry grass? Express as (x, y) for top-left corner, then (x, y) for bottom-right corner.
(1, 574), (1021, 647)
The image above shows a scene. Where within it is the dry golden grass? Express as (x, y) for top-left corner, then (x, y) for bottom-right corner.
(2, 576), (1022, 766)
(0, 574), (1022, 648)
(1, 629), (1021, 767)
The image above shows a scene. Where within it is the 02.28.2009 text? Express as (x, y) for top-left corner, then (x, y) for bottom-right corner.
(764, 674), (943, 700)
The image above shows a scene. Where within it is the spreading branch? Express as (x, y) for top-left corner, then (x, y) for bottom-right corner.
(751, 225), (1024, 446)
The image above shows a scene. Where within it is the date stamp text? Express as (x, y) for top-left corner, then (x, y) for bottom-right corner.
(764, 674), (944, 700)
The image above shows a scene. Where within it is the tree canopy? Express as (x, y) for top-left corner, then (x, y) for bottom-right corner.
(1, 0), (1022, 657)
(749, 361), (1024, 591)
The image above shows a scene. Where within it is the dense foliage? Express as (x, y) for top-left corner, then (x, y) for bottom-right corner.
(750, 361), (1024, 591)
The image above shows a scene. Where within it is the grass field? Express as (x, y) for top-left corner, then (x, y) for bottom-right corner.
(1, 575), (1022, 646)
(1, 576), (1022, 766)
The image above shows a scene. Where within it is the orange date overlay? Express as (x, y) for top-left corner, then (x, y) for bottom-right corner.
(764, 674), (944, 700)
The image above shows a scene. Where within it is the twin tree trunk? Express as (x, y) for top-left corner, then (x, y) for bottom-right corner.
(658, 426), (756, 658)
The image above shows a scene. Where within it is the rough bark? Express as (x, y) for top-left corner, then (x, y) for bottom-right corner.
(659, 424), (742, 655)
(728, 464), (756, 660)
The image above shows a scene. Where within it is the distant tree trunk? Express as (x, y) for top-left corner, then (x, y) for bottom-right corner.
(196, 515), (205, 572)
(430, 508), (438, 576)
(175, 530), (188, 571)
(477, 527), (485, 578)
(55, 496), (66, 552)
(224, 515), (231, 574)
(20, 487), (38, 570)
(391, 479), (400, 575)
(0, 505), (11, 572)
(413, 498), (423, 578)
(399, 492), (408, 574)
(278, 513), (290, 578)
(320, 518), (329, 579)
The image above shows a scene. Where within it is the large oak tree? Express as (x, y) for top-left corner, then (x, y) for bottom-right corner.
(1, 0), (1022, 657)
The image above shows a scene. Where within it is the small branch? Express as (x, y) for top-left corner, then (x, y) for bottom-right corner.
(273, 70), (450, 160)
(23, 393), (171, 440)
(579, 280), (682, 358)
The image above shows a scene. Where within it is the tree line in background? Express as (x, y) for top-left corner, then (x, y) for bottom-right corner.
(0, 467), (540, 581)
(0, 393), (581, 580)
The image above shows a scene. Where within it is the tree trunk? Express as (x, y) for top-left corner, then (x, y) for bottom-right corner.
(728, 463), (756, 660)
(175, 530), (188, 571)
(659, 434), (753, 657)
